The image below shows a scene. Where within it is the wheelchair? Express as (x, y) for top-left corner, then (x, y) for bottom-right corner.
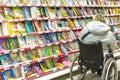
(70, 39), (118, 80)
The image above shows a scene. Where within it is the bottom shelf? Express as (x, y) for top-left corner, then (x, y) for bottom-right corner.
(34, 64), (78, 80)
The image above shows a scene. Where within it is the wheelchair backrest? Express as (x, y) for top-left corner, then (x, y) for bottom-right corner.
(77, 39), (104, 70)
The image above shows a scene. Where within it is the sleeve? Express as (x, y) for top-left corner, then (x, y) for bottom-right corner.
(108, 32), (119, 51)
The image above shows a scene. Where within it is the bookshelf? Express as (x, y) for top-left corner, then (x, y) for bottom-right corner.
(0, 0), (119, 80)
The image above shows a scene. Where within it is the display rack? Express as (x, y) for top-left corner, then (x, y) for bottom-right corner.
(0, 0), (120, 80)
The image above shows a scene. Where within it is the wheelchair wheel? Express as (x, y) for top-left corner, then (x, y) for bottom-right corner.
(70, 56), (88, 80)
(101, 58), (118, 80)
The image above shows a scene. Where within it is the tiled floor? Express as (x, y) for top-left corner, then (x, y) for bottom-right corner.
(51, 71), (101, 80)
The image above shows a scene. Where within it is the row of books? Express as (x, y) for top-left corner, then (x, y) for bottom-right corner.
(0, 30), (76, 51)
(0, 19), (84, 36)
(0, 41), (78, 66)
(0, 7), (91, 19)
(0, 0), (120, 6)
(0, 7), (119, 21)
(0, 55), (72, 80)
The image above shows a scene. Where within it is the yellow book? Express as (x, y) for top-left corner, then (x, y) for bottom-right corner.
(67, 19), (75, 28)
(115, 7), (119, 14)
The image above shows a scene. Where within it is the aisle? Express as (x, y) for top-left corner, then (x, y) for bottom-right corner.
(51, 71), (101, 80)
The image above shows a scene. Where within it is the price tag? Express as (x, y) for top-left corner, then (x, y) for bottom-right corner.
(31, 46), (35, 49)
(10, 35), (16, 37)
(4, 51), (9, 54)
(53, 68), (57, 72)
(22, 34), (27, 36)
(13, 49), (18, 52)
(20, 48), (24, 51)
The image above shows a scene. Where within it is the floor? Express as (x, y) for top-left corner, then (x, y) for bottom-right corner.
(51, 71), (101, 80)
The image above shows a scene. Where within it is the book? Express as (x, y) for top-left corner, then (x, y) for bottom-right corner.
(0, 39), (9, 51)
(39, 61), (49, 72)
(33, 21), (43, 32)
(0, 8), (5, 19)
(4, 8), (14, 20)
(0, 23), (3, 36)
(12, 7), (24, 19)
(25, 21), (34, 33)
(0, 54), (11, 65)
(22, 7), (31, 18)
(10, 52), (21, 64)
(27, 49), (40, 60)
(17, 22), (27, 34)
(30, 7), (41, 18)
(19, 51), (31, 62)
(26, 35), (39, 47)
(36, 34), (45, 45)
(18, 36), (27, 48)
(41, 21), (49, 31)
(8, 37), (19, 50)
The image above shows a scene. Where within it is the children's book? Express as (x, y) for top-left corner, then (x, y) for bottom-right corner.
(25, 21), (34, 33)
(0, 8), (5, 19)
(32, 63), (42, 75)
(12, 7), (24, 19)
(56, 8), (62, 17)
(19, 51), (31, 62)
(45, 60), (55, 69)
(4, 8), (14, 19)
(47, 7), (56, 17)
(23, 65), (35, 77)
(22, 0), (30, 4)
(26, 35), (39, 46)
(33, 21), (43, 32)
(10, 52), (21, 64)
(8, 37), (19, 50)
(56, 32), (64, 41)
(67, 19), (75, 28)
(62, 31), (69, 40)
(39, 7), (46, 17)
(30, 7), (40, 18)
(66, 8), (74, 16)
(0, 54), (11, 65)
(0, 72), (4, 80)
(59, 44), (69, 54)
(2, 69), (16, 80)
(48, 20), (59, 30)
(0, 39), (9, 51)
(2, 23), (9, 35)
(17, 22), (27, 34)
(36, 35), (45, 45)
(11, 0), (20, 4)
(43, 33), (53, 44)
(39, 61), (49, 72)
(37, 48), (44, 57)
(27, 49), (40, 60)
(68, 30), (76, 40)
(18, 36), (27, 48)
(60, 8), (68, 17)
(22, 7), (31, 18)
(41, 21), (49, 31)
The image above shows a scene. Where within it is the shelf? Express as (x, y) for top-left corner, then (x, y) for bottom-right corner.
(0, 27), (82, 39)
(0, 49), (79, 72)
(0, 4), (119, 8)
(24, 62), (78, 80)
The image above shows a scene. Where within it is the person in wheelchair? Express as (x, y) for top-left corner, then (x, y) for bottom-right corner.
(79, 14), (118, 57)
(77, 14), (119, 79)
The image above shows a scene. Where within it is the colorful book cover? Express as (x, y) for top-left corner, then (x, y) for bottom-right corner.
(11, 0), (20, 4)
(56, 8), (62, 17)
(9, 22), (20, 35)
(27, 49), (40, 60)
(73, 19), (80, 28)
(45, 60), (55, 69)
(17, 22), (27, 34)
(8, 37), (19, 50)
(4, 8), (14, 20)
(60, 8), (68, 17)
(1, 23), (9, 35)
(12, 7), (24, 19)
(23, 65), (35, 77)
(36, 35), (45, 45)
(41, 21), (49, 31)
(32, 63), (42, 75)
(48, 20), (59, 30)
(39, 61), (49, 72)
(43, 46), (52, 56)
(22, 0), (30, 4)
(0, 54), (11, 65)
(43, 33), (53, 44)
(26, 35), (39, 46)
(62, 31), (69, 40)
(0, 39), (9, 51)
(30, 7), (40, 18)
(0, 8), (5, 19)
(39, 7), (46, 17)
(2, 69), (16, 80)
(25, 21), (34, 33)
(18, 36), (27, 48)
(19, 51), (31, 62)
(60, 44), (69, 54)
(56, 32), (64, 41)
(31, 0), (40, 4)
(47, 7), (56, 17)
(37, 48), (44, 57)
(22, 7), (31, 18)
(10, 52), (21, 64)
(33, 21), (43, 32)
(66, 8), (74, 16)
(67, 19), (75, 28)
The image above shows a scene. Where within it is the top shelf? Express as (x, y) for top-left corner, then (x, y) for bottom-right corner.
(0, 4), (120, 8)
